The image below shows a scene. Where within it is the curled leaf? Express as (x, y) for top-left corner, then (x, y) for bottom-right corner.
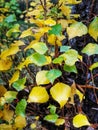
(73, 114), (90, 128)
(28, 86), (49, 103)
(50, 82), (71, 108)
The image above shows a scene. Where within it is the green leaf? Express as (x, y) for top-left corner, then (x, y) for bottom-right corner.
(48, 24), (62, 35)
(32, 42), (48, 54)
(82, 43), (98, 56)
(12, 78), (26, 91)
(89, 17), (98, 41)
(27, 53), (47, 66)
(44, 114), (58, 123)
(60, 45), (71, 52)
(89, 62), (98, 71)
(4, 91), (17, 103)
(4, 14), (17, 23)
(15, 99), (27, 117)
(48, 104), (57, 114)
(46, 69), (62, 84)
(64, 64), (77, 73)
(67, 22), (87, 39)
(6, 24), (20, 37)
(61, 49), (78, 66)
(53, 56), (64, 64)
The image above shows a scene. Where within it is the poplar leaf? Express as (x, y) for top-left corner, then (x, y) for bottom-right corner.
(15, 116), (26, 129)
(12, 78), (26, 91)
(46, 69), (62, 84)
(0, 46), (20, 59)
(44, 18), (56, 26)
(82, 43), (98, 56)
(4, 91), (17, 103)
(73, 114), (90, 128)
(36, 70), (50, 85)
(15, 99), (27, 117)
(62, 49), (78, 66)
(44, 114), (58, 123)
(67, 22), (87, 39)
(20, 28), (33, 38)
(27, 53), (47, 66)
(64, 64), (77, 73)
(89, 62), (98, 71)
(0, 58), (12, 71)
(55, 118), (65, 126)
(9, 70), (20, 86)
(48, 24), (62, 35)
(0, 85), (7, 97)
(28, 86), (49, 103)
(89, 17), (98, 41)
(32, 42), (48, 54)
(50, 82), (71, 108)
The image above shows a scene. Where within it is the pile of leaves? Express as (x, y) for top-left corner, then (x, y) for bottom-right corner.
(0, 0), (98, 129)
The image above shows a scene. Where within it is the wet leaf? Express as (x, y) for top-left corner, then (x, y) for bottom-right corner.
(9, 70), (20, 86)
(36, 70), (50, 85)
(12, 78), (26, 91)
(15, 116), (26, 129)
(50, 82), (71, 108)
(82, 43), (98, 56)
(46, 69), (62, 84)
(28, 86), (49, 103)
(4, 91), (17, 103)
(48, 24), (62, 35)
(73, 114), (90, 128)
(32, 42), (48, 54)
(15, 99), (27, 117)
(55, 118), (65, 126)
(44, 114), (58, 123)
(67, 22), (87, 39)
(89, 17), (98, 41)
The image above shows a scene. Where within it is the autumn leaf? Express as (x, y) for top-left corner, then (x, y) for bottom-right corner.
(50, 82), (71, 108)
(28, 86), (49, 103)
(44, 18), (56, 26)
(55, 118), (65, 126)
(73, 114), (90, 128)
(36, 70), (50, 85)
(0, 85), (7, 97)
(67, 22), (87, 39)
(19, 27), (33, 38)
(82, 43), (98, 56)
(89, 17), (98, 41)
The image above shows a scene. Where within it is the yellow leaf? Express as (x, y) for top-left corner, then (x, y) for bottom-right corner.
(48, 34), (56, 45)
(44, 18), (56, 26)
(36, 70), (50, 85)
(12, 40), (25, 46)
(60, 5), (72, 17)
(55, 118), (65, 126)
(2, 107), (14, 123)
(39, 27), (51, 34)
(28, 86), (49, 103)
(15, 116), (26, 129)
(26, 10), (41, 17)
(76, 89), (84, 102)
(0, 14), (5, 22)
(0, 58), (12, 71)
(30, 123), (36, 129)
(20, 28), (33, 38)
(0, 124), (13, 130)
(0, 85), (7, 97)
(65, 0), (82, 4)
(0, 46), (20, 59)
(58, 19), (68, 29)
(73, 114), (90, 128)
(24, 40), (38, 51)
(29, 18), (44, 27)
(0, 97), (6, 106)
(44, 56), (52, 65)
(67, 22), (88, 39)
(50, 82), (71, 108)
(9, 70), (20, 86)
